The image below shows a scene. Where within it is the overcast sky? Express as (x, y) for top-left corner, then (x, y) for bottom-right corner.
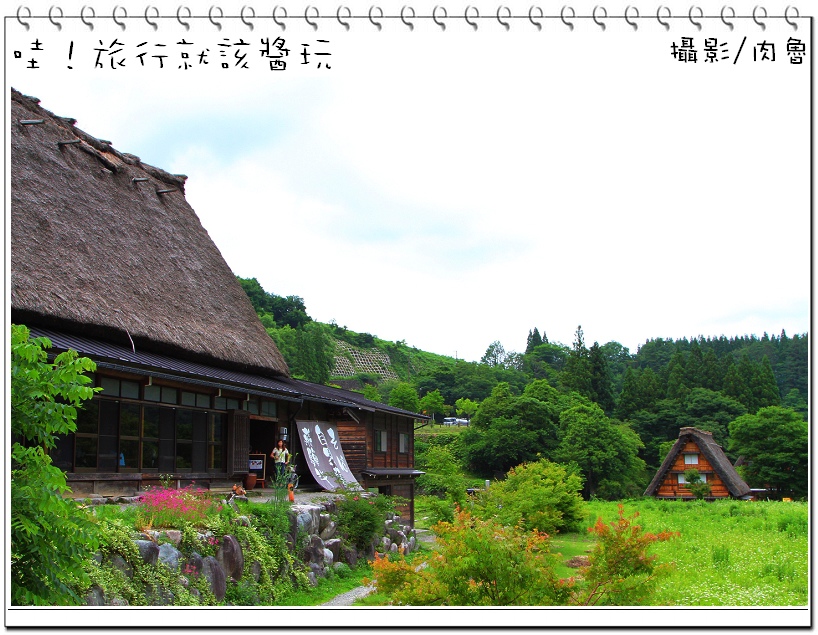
(9, 5), (811, 362)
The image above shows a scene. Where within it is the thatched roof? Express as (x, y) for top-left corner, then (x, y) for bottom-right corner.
(644, 427), (751, 498)
(11, 88), (289, 377)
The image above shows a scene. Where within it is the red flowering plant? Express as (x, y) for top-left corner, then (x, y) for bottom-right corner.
(568, 504), (679, 606)
(136, 483), (221, 529)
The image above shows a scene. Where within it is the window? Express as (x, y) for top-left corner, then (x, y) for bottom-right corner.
(145, 384), (178, 404)
(684, 453), (699, 465)
(261, 400), (277, 418)
(375, 430), (387, 452)
(98, 376), (140, 400)
(60, 396), (225, 474)
(119, 403), (141, 471)
(208, 413), (225, 471)
(399, 433), (409, 454)
(214, 397), (240, 411)
(74, 399), (99, 470)
(182, 391), (212, 409)
(677, 473), (686, 485)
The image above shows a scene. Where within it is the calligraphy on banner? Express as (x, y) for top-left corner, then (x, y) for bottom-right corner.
(299, 421), (362, 492)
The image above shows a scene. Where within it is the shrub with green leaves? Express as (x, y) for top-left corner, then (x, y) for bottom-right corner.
(334, 491), (396, 552)
(474, 459), (586, 535)
(415, 445), (468, 504)
(11, 324), (101, 605)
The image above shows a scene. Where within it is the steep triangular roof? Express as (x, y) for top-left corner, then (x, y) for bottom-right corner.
(644, 427), (751, 497)
(11, 88), (289, 377)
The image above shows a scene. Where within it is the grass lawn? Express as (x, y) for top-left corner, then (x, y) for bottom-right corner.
(276, 563), (372, 606)
(550, 532), (595, 579)
(367, 498), (808, 607)
(585, 499), (808, 606)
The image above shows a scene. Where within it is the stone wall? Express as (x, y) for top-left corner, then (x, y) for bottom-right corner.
(291, 500), (418, 587)
(84, 495), (418, 605)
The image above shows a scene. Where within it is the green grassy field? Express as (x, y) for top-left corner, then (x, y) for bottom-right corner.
(403, 498), (808, 606)
(581, 499), (808, 606)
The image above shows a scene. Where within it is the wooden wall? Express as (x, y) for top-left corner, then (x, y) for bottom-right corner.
(367, 412), (414, 469)
(334, 411), (416, 475)
(656, 440), (730, 498)
(336, 420), (368, 475)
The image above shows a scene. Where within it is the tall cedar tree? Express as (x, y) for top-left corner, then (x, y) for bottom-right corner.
(562, 326), (593, 399)
(589, 342), (615, 415)
(525, 328), (544, 354)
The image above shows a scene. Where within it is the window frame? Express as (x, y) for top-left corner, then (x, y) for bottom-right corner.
(375, 429), (388, 453)
(58, 374), (226, 474)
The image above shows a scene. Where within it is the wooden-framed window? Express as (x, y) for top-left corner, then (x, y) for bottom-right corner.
(214, 396), (241, 411)
(145, 384), (178, 404)
(261, 400), (277, 418)
(375, 429), (387, 453)
(399, 433), (409, 454)
(60, 375), (226, 473)
(684, 453), (699, 465)
(208, 413), (225, 471)
(677, 473), (687, 485)
(181, 390), (212, 409)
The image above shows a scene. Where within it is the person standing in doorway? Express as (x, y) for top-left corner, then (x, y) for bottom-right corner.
(271, 440), (290, 482)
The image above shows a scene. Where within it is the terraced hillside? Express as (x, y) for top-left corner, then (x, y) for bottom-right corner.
(329, 335), (456, 383)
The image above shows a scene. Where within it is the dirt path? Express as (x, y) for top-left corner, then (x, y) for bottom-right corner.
(320, 584), (375, 606)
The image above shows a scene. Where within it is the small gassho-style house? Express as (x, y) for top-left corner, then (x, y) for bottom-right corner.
(644, 427), (751, 500)
(11, 88), (426, 523)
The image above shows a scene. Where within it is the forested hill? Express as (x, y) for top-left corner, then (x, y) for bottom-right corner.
(238, 276), (808, 490)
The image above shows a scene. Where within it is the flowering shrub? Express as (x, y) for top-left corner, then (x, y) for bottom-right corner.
(569, 504), (679, 606)
(368, 505), (679, 606)
(369, 509), (567, 606)
(136, 485), (221, 529)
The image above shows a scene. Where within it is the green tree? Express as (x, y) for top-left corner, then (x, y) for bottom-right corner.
(476, 459), (586, 534)
(481, 341), (507, 367)
(589, 342), (615, 415)
(555, 403), (643, 499)
(665, 354), (689, 401)
(600, 341), (631, 396)
(781, 388), (808, 420)
(454, 397), (479, 420)
(728, 406), (808, 498)
(388, 382), (420, 413)
(561, 325), (592, 398)
(470, 382), (516, 428)
(722, 359), (752, 411)
(237, 276), (312, 328)
(683, 468), (711, 500)
(751, 355), (781, 411)
(460, 417), (540, 476)
(700, 349), (722, 391)
(682, 388), (746, 443)
(616, 367), (661, 420)
(525, 328), (544, 354)
(362, 384), (382, 403)
(11, 325), (101, 605)
(415, 445), (468, 504)
(419, 389), (446, 421)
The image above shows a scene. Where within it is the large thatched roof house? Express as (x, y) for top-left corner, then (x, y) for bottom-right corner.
(11, 88), (424, 521)
(644, 427), (751, 500)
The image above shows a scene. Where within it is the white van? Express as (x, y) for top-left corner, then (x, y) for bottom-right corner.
(442, 417), (457, 426)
